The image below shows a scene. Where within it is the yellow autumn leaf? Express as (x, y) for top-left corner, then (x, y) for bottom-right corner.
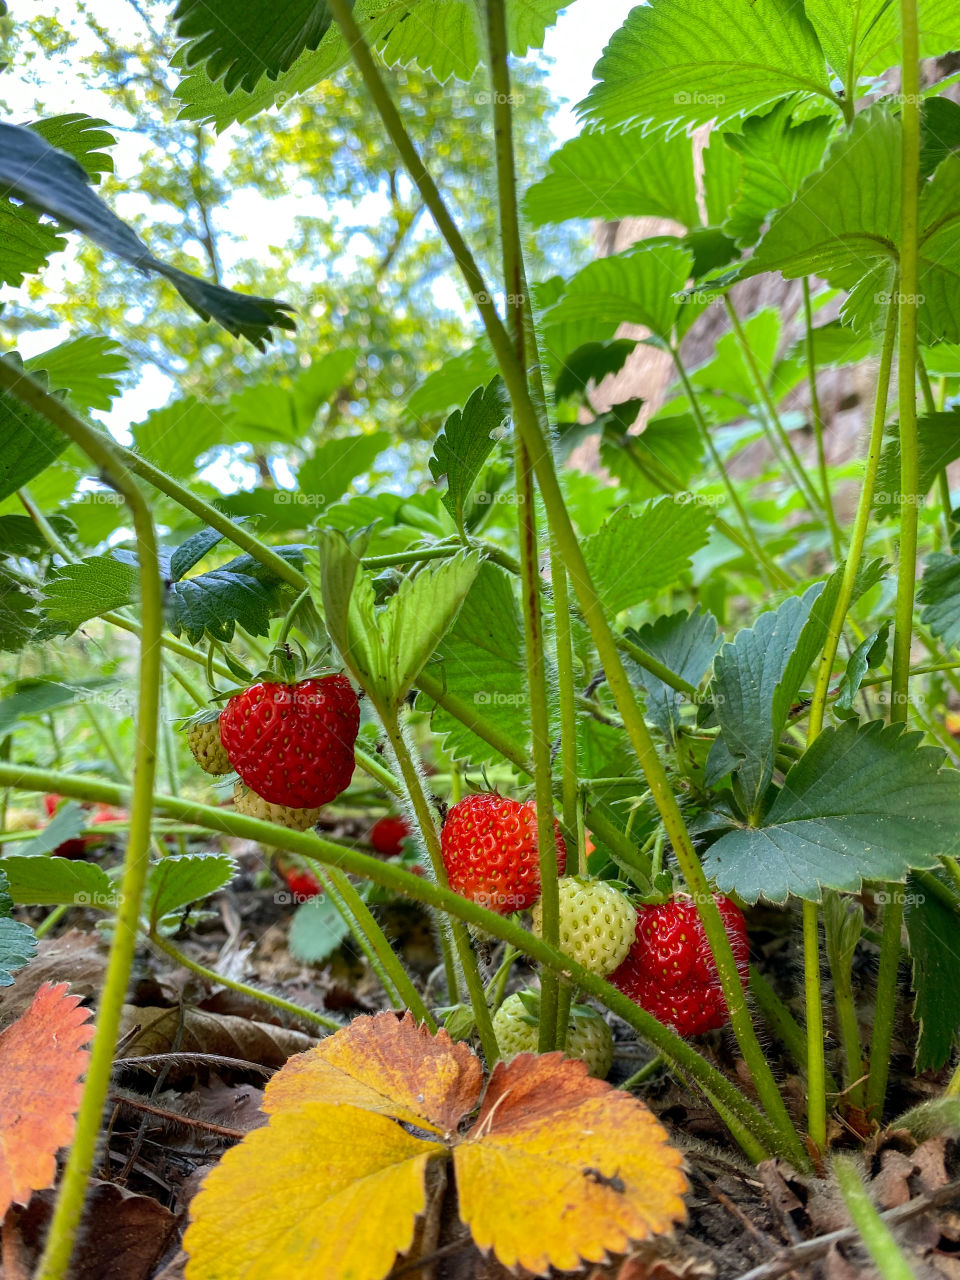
(454, 1052), (688, 1273)
(264, 1010), (482, 1135)
(184, 1101), (444, 1280)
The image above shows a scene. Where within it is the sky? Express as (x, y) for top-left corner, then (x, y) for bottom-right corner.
(2, 1), (637, 443)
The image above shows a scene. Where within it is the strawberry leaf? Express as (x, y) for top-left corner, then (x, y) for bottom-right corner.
(874, 410), (960, 516)
(582, 498), (713, 617)
(906, 874), (960, 1071)
(0, 356), (70, 504)
(24, 335), (127, 413)
(524, 129), (699, 229)
(0, 855), (116, 908)
(428, 379), (508, 536)
(703, 721), (959, 904)
(289, 894), (351, 964)
(625, 607), (719, 744)
(146, 854), (236, 929)
(579, 0), (834, 133)
(0, 871), (37, 986)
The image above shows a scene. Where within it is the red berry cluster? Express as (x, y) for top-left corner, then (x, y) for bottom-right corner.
(610, 895), (749, 1037)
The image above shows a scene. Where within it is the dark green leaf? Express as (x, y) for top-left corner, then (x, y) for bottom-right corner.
(703, 721), (954, 903)
(0, 917), (36, 986)
(874, 411), (960, 515)
(835, 624), (889, 718)
(428, 379), (508, 533)
(0, 122), (295, 349)
(919, 552), (960, 648)
(625, 607), (719, 743)
(0, 355), (70, 503)
(554, 341), (638, 404)
(0, 677), (118, 735)
(147, 853), (236, 928)
(169, 528), (226, 582)
(906, 875), (960, 1071)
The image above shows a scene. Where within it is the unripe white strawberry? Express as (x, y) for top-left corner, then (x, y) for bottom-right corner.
(185, 716), (232, 775)
(493, 991), (614, 1078)
(531, 876), (637, 976)
(233, 782), (322, 832)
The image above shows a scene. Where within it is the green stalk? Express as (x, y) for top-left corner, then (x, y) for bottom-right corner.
(81, 701), (128, 782)
(551, 549), (579, 853)
(380, 709), (500, 1064)
(801, 901), (827, 1150)
(147, 931), (340, 1031)
(868, 0), (921, 1120)
(802, 278), (844, 560)
(0, 369), (165, 1280)
(325, 0), (804, 1166)
(834, 1156), (920, 1280)
(807, 294), (899, 736)
(0, 761), (785, 1163)
(670, 350), (781, 587)
(723, 294), (826, 521)
(315, 868), (401, 1003)
(486, 0), (561, 1050)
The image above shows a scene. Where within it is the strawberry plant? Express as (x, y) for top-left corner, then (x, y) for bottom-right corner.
(1, 0), (960, 1277)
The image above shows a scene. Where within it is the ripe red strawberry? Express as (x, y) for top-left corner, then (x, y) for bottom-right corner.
(440, 793), (565, 914)
(610, 894), (749, 1037)
(280, 864), (322, 902)
(369, 814), (410, 856)
(219, 675), (359, 809)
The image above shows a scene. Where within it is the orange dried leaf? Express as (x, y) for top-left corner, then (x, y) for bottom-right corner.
(265, 1010), (482, 1135)
(454, 1052), (688, 1273)
(0, 981), (94, 1215)
(184, 1101), (445, 1280)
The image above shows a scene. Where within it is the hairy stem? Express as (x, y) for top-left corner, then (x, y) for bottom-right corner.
(551, 549), (580, 853)
(868, 0), (921, 1120)
(802, 278), (844, 560)
(0, 368), (165, 1280)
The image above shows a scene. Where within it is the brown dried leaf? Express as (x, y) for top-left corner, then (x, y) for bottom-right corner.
(118, 1005), (315, 1067)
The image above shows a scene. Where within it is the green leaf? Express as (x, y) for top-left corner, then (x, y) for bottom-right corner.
(873, 410), (960, 516)
(174, 0), (335, 94)
(0, 869), (37, 985)
(853, 0), (960, 79)
(169, 565), (279, 643)
(0, 568), (37, 654)
(175, 0), (565, 128)
(582, 497), (713, 617)
(0, 854), (116, 908)
(24, 335), (127, 412)
(13, 802), (86, 858)
(146, 853), (236, 928)
(580, 0), (834, 133)
(0, 201), (66, 287)
(408, 344), (499, 420)
(919, 553), (960, 649)
(0, 355), (70, 504)
(27, 114), (116, 181)
(428, 379), (508, 534)
(524, 128), (699, 228)
(625, 608), (719, 743)
(298, 432), (390, 509)
(132, 397), (235, 477)
(0, 122), (295, 350)
(601, 412), (704, 499)
(542, 240), (694, 346)
(708, 583), (822, 807)
(801, 0), (888, 86)
(721, 103), (834, 248)
(308, 533), (481, 711)
(42, 555), (139, 630)
(834, 624), (889, 718)
(921, 97), (960, 177)
(703, 721), (955, 903)
(169, 528), (226, 581)
(554, 341), (638, 404)
(288, 892), (351, 964)
(0, 677), (118, 735)
(906, 873), (960, 1071)
(0, 916), (36, 986)
(223, 351), (357, 445)
(417, 563), (528, 769)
